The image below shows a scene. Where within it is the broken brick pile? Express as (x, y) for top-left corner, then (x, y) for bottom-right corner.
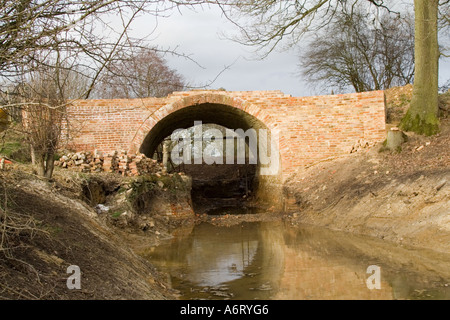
(55, 150), (164, 176)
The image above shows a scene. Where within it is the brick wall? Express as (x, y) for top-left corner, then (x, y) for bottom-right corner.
(64, 90), (386, 180)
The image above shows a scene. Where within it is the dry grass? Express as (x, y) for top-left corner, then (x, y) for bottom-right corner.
(0, 171), (52, 299)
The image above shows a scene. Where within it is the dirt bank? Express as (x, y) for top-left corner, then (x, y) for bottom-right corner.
(0, 168), (185, 299)
(283, 117), (450, 253)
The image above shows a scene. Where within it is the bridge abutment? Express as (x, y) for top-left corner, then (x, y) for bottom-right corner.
(64, 90), (386, 212)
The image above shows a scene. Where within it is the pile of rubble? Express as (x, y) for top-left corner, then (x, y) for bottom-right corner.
(349, 139), (377, 154)
(55, 150), (104, 173)
(55, 150), (165, 176)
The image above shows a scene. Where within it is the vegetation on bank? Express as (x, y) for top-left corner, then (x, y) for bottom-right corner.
(0, 164), (190, 299)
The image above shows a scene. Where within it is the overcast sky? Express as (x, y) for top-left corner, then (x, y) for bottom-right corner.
(131, 4), (450, 97)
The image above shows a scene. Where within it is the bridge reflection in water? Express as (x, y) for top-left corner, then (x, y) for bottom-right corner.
(143, 220), (450, 300)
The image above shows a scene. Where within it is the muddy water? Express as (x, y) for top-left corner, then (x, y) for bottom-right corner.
(142, 218), (450, 300)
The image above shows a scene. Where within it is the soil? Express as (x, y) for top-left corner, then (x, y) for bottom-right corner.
(283, 117), (450, 253)
(0, 169), (184, 299)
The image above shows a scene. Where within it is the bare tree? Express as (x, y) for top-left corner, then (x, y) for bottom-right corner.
(300, 5), (415, 93)
(1, 1), (132, 77)
(0, 0), (211, 178)
(215, 0), (447, 135)
(18, 55), (82, 179)
(93, 46), (186, 99)
(439, 0), (450, 31)
(0, 1), (155, 179)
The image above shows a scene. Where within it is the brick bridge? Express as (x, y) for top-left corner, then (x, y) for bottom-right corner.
(66, 90), (386, 206)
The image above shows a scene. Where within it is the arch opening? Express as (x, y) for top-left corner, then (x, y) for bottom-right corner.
(139, 102), (282, 214)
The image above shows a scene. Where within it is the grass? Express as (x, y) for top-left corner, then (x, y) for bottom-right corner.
(0, 141), (22, 157)
(0, 127), (31, 163)
(110, 211), (124, 219)
(45, 225), (63, 236)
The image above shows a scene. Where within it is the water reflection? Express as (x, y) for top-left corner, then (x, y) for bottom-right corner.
(142, 221), (450, 300)
(177, 223), (258, 286)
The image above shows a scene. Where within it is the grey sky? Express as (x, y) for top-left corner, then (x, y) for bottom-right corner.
(132, 4), (450, 97)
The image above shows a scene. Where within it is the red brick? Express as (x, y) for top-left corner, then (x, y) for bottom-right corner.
(62, 90), (386, 180)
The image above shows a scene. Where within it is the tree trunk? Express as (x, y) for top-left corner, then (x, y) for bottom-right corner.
(400, 0), (440, 136)
(34, 151), (55, 179)
(35, 154), (46, 177)
(30, 145), (36, 165)
(44, 151), (55, 179)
